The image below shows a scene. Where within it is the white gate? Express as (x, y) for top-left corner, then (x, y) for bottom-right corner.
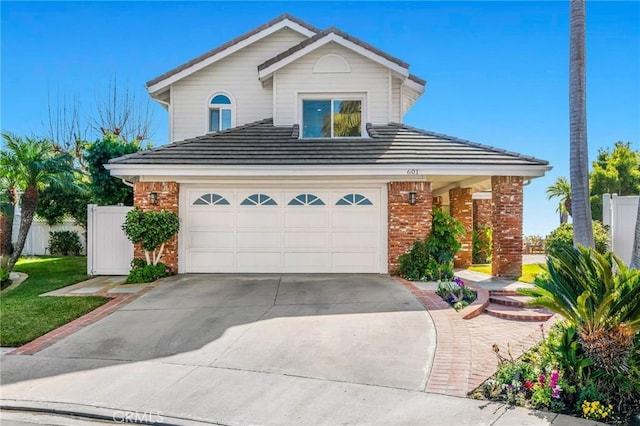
(87, 205), (133, 275)
(602, 194), (639, 266)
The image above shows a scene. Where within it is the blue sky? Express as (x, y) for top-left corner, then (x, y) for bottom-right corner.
(2, 1), (639, 236)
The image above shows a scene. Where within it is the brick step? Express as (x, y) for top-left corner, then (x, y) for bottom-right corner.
(484, 303), (553, 321)
(488, 288), (532, 296)
(489, 295), (533, 307)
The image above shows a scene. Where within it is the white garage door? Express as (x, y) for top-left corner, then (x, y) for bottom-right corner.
(182, 186), (384, 273)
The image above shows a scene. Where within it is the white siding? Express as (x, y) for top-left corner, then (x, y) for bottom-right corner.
(391, 77), (401, 123)
(274, 44), (392, 126)
(171, 29), (307, 142)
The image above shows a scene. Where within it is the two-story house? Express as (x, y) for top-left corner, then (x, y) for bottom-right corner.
(107, 14), (550, 277)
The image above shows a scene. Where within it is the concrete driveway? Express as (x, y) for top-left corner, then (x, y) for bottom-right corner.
(2, 274), (443, 423)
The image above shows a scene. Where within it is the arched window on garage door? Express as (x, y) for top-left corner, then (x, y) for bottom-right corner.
(288, 194), (326, 206)
(240, 194), (277, 206)
(335, 193), (373, 206)
(193, 193), (230, 205)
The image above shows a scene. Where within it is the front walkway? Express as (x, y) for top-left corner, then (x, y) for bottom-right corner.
(398, 271), (555, 397)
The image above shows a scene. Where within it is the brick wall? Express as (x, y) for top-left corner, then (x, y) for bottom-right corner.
(388, 182), (432, 274)
(433, 196), (443, 209)
(133, 182), (180, 272)
(491, 176), (523, 278)
(473, 199), (492, 231)
(449, 187), (473, 268)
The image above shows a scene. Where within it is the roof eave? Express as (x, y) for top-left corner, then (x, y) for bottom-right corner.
(106, 163), (551, 179)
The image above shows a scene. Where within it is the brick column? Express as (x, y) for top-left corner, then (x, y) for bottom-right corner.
(388, 182), (432, 274)
(449, 187), (473, 268)
(473, 199), (492, 230)
(491, 176), (523, 278)
(133, 182), (180, 272)
(433, 196), (443, 209)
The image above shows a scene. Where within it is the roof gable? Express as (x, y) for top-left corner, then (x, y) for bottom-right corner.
(257, 27), (414, 82)
(146, 14), (319, 94)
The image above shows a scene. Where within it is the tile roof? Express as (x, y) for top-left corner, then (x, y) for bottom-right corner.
(110, 119), (548, 167)
(146, 14), (321, 88)
(258, 26), (410, 72)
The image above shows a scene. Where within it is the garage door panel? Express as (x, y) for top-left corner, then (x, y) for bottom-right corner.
(188, 251), (235, 272)
(237, 210), (281, 228)
(332, 231), (378, 249)
(331, 252), (378, 270)
(237, 252), (282, 271)
(237, 231), (282, 249)
(284, 252), (330, 271)
(189, 231), (234, 249)
(189, 211), (234, 228)
(284, 231), (330, 249)
(284, 210), (330, 228)
(332, 210), (378, 228)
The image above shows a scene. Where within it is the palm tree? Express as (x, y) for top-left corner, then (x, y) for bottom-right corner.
(569, 0), (594, 248)
(1, 134), (76, 270)
(520, 244), (640, 372)
(546, 177), (572, 224)
(0, 150), (19, 268)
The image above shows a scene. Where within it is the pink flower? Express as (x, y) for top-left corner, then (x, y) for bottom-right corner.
(552, 386), (561, 399)
(550, 370), (559, 388)
(538, 374), (545, 385)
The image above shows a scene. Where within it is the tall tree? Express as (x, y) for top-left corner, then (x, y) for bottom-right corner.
(590, 141), (640, 220)
(84, 134), (143, 206)
(546, 176), (572, 224)
(569, 0), (594, 249)
(1, 134), (76, 270)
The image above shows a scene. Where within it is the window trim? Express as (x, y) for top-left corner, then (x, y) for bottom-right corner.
(207, 92), (235, 133)
(298, 93), (367, 139)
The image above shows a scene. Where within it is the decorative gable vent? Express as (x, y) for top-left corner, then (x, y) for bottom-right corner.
(313, 54), (351, 73)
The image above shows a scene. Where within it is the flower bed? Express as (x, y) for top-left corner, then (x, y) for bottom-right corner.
(475, 322), (639, 424)
(435, 277), (477, 311)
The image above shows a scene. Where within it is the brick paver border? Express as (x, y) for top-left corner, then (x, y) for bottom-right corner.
(396, 277), (551, 397)
(7, 287), (154, 356)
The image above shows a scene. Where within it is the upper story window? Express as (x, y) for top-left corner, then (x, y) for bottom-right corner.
(302, 98), (363, 138)
(209, 94), (233, 132)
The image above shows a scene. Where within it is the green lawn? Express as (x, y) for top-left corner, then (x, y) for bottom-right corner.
(467, 263), (545, 283)
(0, 256), (108, 346)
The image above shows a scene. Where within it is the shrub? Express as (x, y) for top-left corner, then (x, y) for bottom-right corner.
(544, 222), (609, 254)
(472, 225), (492, 264)
(0, 267), (10, 289)
(125, 258), (172, 284)
(48, 230), (83, 255)
(397, 208), (464, 281)
(122, 208), (180, 266)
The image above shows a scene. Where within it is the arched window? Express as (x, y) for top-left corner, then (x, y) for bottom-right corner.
(209, 94), (233, 132)
(335, 193), (373, 206)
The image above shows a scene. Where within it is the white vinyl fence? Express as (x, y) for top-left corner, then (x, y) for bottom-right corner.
(602, 193), (639, 266)
(87, 205), (133, 275)
(11, 212), (86, 256)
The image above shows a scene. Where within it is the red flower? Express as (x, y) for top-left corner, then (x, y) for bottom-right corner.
(525, 380), (534, 389)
